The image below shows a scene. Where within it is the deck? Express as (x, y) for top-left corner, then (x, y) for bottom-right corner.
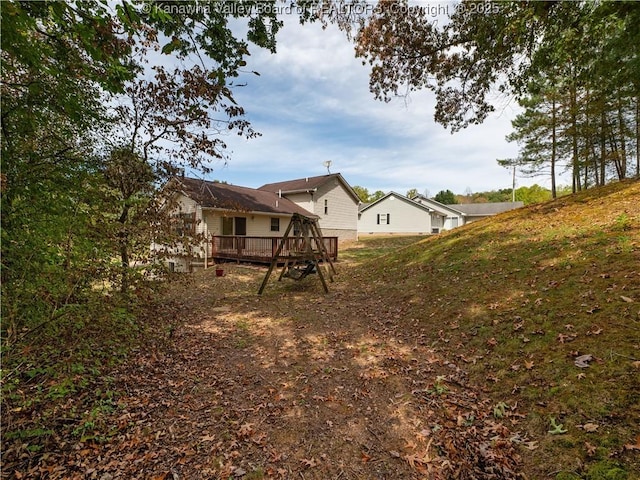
(210, 235), (338, 264)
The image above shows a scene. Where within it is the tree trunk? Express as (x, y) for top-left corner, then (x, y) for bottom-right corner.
(118, 204), (131, 294)
(551, 94), (557, 198)
(600, 110), (607, 185)
(570, 77), (581, 192)
(636, 95), (639, 177)
(617, 90), (627, 179)
(583, 87), (590, 190)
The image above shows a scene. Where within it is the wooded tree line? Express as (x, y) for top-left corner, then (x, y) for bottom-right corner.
(321, 0), (640, 197)
(1, 1), (280, 353)
(499, 7), (640, 197)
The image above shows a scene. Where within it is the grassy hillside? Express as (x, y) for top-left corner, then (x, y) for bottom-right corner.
(359, 179), (640, 478)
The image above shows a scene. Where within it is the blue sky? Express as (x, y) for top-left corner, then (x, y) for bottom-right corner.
(205, 11), (549, 197)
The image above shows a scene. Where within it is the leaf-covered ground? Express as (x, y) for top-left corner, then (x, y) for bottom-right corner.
(5, 264), (528, 479)
(4, 179), (639, 479)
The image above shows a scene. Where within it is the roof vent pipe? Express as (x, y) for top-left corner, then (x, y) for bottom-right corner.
(305, 177), (308, 182)
(275, 200), (279, 208)
(278, 189), (282, 198)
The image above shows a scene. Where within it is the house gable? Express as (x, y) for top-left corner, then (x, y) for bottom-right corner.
(412, 194), (465, 218)
(259, 173), (360, 241)
(358, 192), (433, 235)
(258, 173), (361, 204)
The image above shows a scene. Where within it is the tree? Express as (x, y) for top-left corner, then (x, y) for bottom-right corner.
(434, 189), (457, 205)
(347, 1), (640, 133)
(309, 1), (639, 182)
(515, 184), (552, 205)
(352, 186), (388, 203)
(371, 190), (386, 202)
(304, 1), (639, 186)
(1, 0), (282, 342)
(352, 185), (371, 202)
(499, 80), (569, 198)
(406, 188), (419, 199)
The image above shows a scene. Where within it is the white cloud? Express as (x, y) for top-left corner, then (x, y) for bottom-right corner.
(213, 15), (558, 195)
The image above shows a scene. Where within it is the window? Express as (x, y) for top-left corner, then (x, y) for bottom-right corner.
(270, 217), (280, 232)
(174, 212), (196, 236)
(377, 213), (390, 225)
(222, 217), (233, 235)
(324, 199), (328, 215)
(234, 217), (247, 236)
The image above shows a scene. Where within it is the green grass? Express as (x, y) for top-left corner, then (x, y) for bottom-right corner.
(355, 179), (640, 478)
(339, 235), (424, 263)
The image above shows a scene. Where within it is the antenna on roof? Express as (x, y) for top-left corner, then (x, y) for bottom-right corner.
(322, 160), (332, 174)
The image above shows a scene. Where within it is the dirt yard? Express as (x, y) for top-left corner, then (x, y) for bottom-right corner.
(54, 251), (526, 480)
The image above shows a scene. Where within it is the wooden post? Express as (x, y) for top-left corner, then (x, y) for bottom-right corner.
(258, 216), (295, 295)
(258, 214), (336, 295)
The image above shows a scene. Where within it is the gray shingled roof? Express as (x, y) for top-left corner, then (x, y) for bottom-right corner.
(259, 173), (361, 203)
(454, 202), (524, 216)
(176, 177), (315, 217)
(259, 174), (334, 192)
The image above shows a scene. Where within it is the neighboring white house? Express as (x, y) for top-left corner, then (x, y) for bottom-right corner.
(358, 192), (444, 235)
(259, 173), (361, 242)
(412, 195), (523, 230)
(411, 195), (467, 231)
(359, 192), (524, 236)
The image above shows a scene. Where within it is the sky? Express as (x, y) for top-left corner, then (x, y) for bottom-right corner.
(204, 8), (548, 197)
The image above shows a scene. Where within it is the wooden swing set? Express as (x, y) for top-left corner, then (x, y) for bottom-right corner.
(258, 213), (336, 294)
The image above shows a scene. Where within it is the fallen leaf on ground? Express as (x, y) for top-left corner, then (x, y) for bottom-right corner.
(557, 333), (578, 343)
(301, 457), (318, 468)
(585, 442), (597, 457)
(624, 436), (640, 451)
(581, 423), (599, 432)
(574, 354), (593, 368)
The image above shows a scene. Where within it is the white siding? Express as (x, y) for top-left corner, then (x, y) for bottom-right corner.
(431, 214), (444, 233)
(443, 216), (460, 230)
(313, 180), (359, 241)
(359, 195), (432, 235)
(202, 210), (221, 236)
(277, 178), (359, 242)
(282, 192), (314, 214)
(246, 213), (291, 236)
(154, 194), (206, 272)
(413, 197), (463, 231)
(202, 211), (293, 237)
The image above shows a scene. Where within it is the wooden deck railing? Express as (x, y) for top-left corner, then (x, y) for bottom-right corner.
(210, 235), (338, 264)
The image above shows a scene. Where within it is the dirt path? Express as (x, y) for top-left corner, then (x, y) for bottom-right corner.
(53, 262), (526, 479)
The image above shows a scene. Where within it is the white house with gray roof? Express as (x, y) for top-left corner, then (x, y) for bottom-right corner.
(413, 195), (524, 230)
(359, 192), (523, 235)
(358, 192), (446, 235)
